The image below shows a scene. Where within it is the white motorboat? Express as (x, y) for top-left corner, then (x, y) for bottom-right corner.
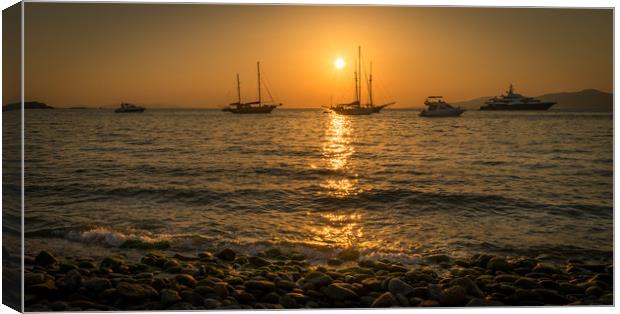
(419, 96), (465, 117)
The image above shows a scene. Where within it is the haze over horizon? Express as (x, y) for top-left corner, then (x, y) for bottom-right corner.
(6, 4), (613, 108)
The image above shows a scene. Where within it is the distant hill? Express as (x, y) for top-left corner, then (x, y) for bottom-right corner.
(539, 89), (613, 112)
(453, 89), (613, 112)
(2, 101), (54, 111)
(452, 96), (493, 110)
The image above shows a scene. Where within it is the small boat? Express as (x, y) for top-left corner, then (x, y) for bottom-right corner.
(114, 102), (145, 113)
(2, 101), (53, 111)
(419, 96), (465, 117)
(329, 46), (395, 115)
(480, 84), (555, 110)
(330, 101), (375, 115)
(223, 62), (282, 114)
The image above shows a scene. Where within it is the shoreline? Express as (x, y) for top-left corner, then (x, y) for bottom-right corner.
(24, 248), (613, 310)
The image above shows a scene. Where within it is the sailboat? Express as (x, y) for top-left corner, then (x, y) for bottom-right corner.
(223, 62), (282, 114)
(329, 46), (395, 115)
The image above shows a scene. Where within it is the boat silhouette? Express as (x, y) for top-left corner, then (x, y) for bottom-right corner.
(419, 96), (465, 117)
(223, 62), (282, 114)
(328, 46), (395, 115)
(480, 84), (555, 110)
(114, 102), (145, 113)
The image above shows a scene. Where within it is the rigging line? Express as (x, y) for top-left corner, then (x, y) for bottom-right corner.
(359, 51), (363, 104)
(261, 69), (277, 103)
(377, 75), (395, 102)
(268, 79), (278, 103)
(364, 63), (371, 105)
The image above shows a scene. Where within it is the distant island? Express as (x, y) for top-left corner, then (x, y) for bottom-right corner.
(2, 101), (54, 111)
(452, 89), (612, 112)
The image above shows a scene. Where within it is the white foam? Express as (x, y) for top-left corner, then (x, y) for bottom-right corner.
(64, 226), (171, 247)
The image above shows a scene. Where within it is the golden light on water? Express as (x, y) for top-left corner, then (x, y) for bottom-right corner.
(319, 179), (357, 198)
(306, 212), (364, 248)
(322, 212), (362, 222)
(319, 113), (359, 197)
(322, 114), (353, 171)
(304, 115), (367, 251)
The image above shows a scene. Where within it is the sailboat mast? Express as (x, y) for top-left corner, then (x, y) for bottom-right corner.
(236, 74), (241, 104)
(358, 46), (362, 105)
(257, 62), (262, 105)
(354, 70), (359, 103)
(369, 62), (373, 106)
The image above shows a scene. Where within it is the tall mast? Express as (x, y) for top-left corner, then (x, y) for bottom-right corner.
(358, 46), (362, 105)
(354, 70), (359, 103)
(236, 74), (241, 104)
(369, 62), (373, 106)
(257, 62), (262, 105)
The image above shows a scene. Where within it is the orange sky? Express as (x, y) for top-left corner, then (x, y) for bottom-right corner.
(16, 4), (613, 108)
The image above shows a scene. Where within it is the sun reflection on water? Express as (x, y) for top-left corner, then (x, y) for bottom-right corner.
(319, 113), (359, 197)
(305, 212), (364, 249)
(302, 114), (369, 251)
(323, 114), (352, 170)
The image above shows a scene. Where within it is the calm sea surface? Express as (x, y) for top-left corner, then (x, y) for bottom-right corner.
(22, 109), (613, 263)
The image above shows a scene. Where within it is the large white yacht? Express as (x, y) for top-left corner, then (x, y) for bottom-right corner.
(480, 84), (555, 110)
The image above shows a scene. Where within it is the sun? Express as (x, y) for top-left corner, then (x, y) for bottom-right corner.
(334, 58), (346, 70)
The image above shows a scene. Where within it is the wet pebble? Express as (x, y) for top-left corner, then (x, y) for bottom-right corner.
(35, 251), (58, 267)
(388, 278), (414, 297)
(245, 280), (276, 292)
(323, 283), (359, 301)
(216, 248), (236, 261)
(486, 257), (510, 272)
(175, 274), (197, 287)
(82, 277), (112, 292)
(371, 292), (397, 307)
(116, 282), (158, 299)
(160, 289), (181, 305)
(441, 285), (466, 306)
(451, 277), (484, 298)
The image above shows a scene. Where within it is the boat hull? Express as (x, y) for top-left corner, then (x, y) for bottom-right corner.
(419, 109), (465, 117)
(114, 108), (145, 113)
(330, 107), (374, 115)
(226, 105), (277, 114)
(480, 102), (555, 111)
(371, 104), (391, 113)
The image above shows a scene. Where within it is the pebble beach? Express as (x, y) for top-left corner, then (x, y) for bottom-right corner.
(24, 248), (613, 310)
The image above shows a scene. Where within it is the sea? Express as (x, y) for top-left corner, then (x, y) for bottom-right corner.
(18, 109), (613, 264)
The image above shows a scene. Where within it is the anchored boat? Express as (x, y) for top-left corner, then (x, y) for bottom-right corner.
(480, 84), (555, 110)
(420, 96), (465, 117)
(223, 62), (282, 114)
(328, 46), (395, 115)
(114, 102), (145, 113)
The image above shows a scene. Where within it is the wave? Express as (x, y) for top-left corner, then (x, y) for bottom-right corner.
(25, 224), (613, 265)
(22, 225), (449, 264)
(25, 180), (612, 219)
(312, 188), (612, 218)
(473, 160), (508, 166)
(253, 166), (347, 178)
(27, 226), (172, 249)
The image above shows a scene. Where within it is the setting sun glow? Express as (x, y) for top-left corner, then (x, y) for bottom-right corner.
(334, 58), (346, 70)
